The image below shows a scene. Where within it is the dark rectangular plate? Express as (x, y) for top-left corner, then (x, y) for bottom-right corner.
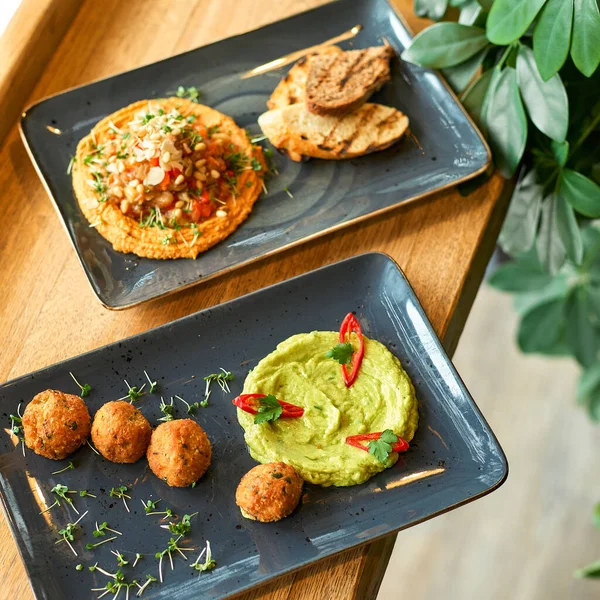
(0, 253), (506, 600)
(20, 0), (490, 310)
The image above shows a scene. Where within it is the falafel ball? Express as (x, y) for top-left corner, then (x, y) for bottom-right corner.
(22, 389), (91, 460)
(91, 401), (151, 463)
(146, 419), (211, 487)
(236, 462), (303, 522)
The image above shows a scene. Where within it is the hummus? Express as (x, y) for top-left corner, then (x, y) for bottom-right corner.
(72, 98), (264, 259)
(237, 331), (418, 487)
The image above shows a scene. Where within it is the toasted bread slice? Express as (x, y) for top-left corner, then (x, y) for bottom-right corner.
(258, 102), (408, 161)
(305, 46), (394, 117)
(267, 46), (343, 111)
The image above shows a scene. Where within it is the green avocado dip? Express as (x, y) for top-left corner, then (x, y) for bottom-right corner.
(237, 331), (418, 487)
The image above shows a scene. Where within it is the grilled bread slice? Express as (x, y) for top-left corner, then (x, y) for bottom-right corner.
(267, 46), (343, 111)
(258, 102), (408, 161)
(305, 45), (394, 117)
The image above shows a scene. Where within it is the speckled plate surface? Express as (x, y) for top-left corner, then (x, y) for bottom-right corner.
(20, 0), (490, 310)
(0, 253), (506, 600)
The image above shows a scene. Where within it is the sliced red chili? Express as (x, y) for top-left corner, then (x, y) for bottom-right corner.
(345, 432), (409, 453)
(232, 393), (304, 418)
(339, 312), (364, 387)
(150, 157), (160, 167)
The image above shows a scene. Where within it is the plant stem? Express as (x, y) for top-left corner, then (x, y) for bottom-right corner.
(571, 113), (600, 155)
(495, 43), (514, 71)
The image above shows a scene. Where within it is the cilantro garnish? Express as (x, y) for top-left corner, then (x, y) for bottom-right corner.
(325, 342), (354, 365)
(368, 429), (399, 463)
(69, 371), (91, 397)
(253, 395), (282, 425)
(142, 113), (155, 124)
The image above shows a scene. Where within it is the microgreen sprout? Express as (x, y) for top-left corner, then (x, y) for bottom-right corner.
(86, 536), (117, 550)
(174, 395), (200, 415)
(52, 461), (75, 475)
(174, 85), (201, 102)
(69, 372), (91, 397)
(111, 550), (129, 566)
(158, 396), (175, 422)
(132, 553), (143, 568)
(141, 498), (161, 514)
(135, 574), (157, 597)
(67, 155), (76, 175)
(118, 380), (146, 403)
(94, 521), (122, 537)
(190, 540), (216, 572)
(283, 186), (294, 199)
(109, 486), (131, 512)
(202, 368), (234, 406)
(41, 484), (79, 515)
(90, 569), (136, 600)
(86, 439), (100, 455)
(79, 489), (96, 498)
(8, 403), (25, 456)
(75, 564), (84, 571)
(155, 535), (194, 582)
(163, 512), (198, 536)
(55, 510), (88, 556)
(143, 370), (158, 393)
(250, 134), (268, 144)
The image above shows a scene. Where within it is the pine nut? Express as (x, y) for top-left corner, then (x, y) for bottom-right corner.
(216, 209), (227, 218)
(174, 174), (184, 186)
(120, 200), (130, 213)
(128, 179), (140, 188)
(210, 170), (220, 179)
(173, 208), (183, 219)
(175, 200), (185, 208)
(194, 142), (206, 152)
(136, 184), (144, 194)
(162, 151), (171, 163)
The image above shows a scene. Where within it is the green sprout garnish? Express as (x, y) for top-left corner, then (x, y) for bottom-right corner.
(8, 403), (25, 455)
(79, 489), (96, 498)
(40, 484), (80, 515)
(174, 86), (201, 102)
(109, 486), (131, 512)
(190, 540), (216, 572)
(135, 574), (157, 597)
(111, 550), (129, 567)
(67, 155), (76, 175)
(75, 564), (84, 571)
(93, 521), (122, 538)
(118, 380), (146, 403)
(143, 370), (158, 393)
(69, 372), (91, 397)
(55, 510), (87, 556)
(85, 536), (117, 550)
(158, 396), (175, 421)
(174, 395), (201, 415)
(202, 368), (234, 406)
(283, 186), (294, 198)
(132, 553), (143, 568)
(52, 461), (75, 475)
(155, 536), (194, 582)
(165, 512), (198, 536)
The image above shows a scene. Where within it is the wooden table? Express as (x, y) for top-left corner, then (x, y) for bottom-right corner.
(0, 0), (511, 598)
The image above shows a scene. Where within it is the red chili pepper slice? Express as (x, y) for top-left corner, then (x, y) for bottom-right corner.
(345, 432), (409, 453)
(232, 393), (304, 418)
(150, 157), (160, 167)
(339, 312), (364, 387)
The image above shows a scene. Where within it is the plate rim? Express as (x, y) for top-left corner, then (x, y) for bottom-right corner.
(18, 0), (492, 311)
(0, 251), (507, 600)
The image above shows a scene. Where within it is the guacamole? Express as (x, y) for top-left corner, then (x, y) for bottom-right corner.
(237, 331), (418, 487)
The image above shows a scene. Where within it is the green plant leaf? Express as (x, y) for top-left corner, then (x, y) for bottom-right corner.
(489, 262), (552, 292)
(487, 0), (548, 45)
(536, 195), (567, 273)
(414, 0), (449, 21)
(461, 67), (496, 125)
(517, 296), (566, 353)
(476, 0), (493, 10)
(401, 23), (489, 68)
(458, 2), (483, 25)
(516, 45), (569, 142)
(498, 169), (544, 254)
(442, 47), (488, 92)
(571, 0), (600, 77)
(561, 168), (600, 217)
(577, 363), (600, 420)
(551, 140), (570, 167)
(554, 193), (583, 264)
(533, 0), (574, 81)
(593, 502), (600, 529)
(483, 67), (528, 177)
(565, 287), (598, 366)
(575, 560), (600, 578)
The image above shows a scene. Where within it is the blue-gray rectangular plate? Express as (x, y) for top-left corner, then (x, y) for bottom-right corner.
(19, 0), (490, 310)
(0, 253), (506, 600)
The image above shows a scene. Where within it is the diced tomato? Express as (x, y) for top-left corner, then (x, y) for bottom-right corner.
(159, 170), (171, 190)
(200, 204), (212, 218)
(172, 167), (182, 177)
(200, 190), (211, 204)
(189, 199), (202, 222)
(226, 170), (234, 177)
(150, 157), (160, 167)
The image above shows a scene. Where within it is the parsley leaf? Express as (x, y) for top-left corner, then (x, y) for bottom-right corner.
(253, 395), (282, 425)
(325, 342), (354, 365)
(368, 429), (398, 463)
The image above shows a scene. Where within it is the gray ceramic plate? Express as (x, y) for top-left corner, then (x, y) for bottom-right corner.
(20, 0), (490, 310)
(0, 253), (506, 600)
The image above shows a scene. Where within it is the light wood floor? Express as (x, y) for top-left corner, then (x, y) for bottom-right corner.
(378, 286), (600, 600)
